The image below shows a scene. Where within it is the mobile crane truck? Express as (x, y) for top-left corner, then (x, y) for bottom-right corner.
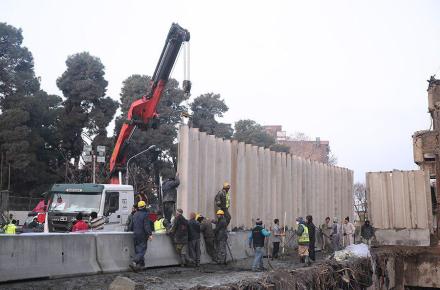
(46, 23), (190, 232)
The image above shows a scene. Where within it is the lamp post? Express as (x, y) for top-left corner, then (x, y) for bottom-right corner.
(126, 145), (157, 185)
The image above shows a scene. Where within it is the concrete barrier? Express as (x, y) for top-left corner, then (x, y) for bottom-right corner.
(94, 232), (134, 272)
(0, 233), (100, 282)
(375, 229), (430, 246)
(0, 231), (252, 282)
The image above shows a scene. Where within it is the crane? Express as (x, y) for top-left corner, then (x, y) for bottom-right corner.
(109, 23), (190, 184)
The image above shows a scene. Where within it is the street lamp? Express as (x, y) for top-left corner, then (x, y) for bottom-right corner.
(125, 145), (158, 185)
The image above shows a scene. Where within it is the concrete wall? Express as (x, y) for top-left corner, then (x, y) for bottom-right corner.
(366, 170), (433, 230)
(0, 231), (250, 283)
(177, 125), (354, 229)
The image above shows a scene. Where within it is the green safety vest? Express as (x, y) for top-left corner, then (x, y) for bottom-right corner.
(4, 223), (16, 234)
(298, 224), (309, 243)
(226, 191), (230, 208)
(154, 218), (166, 233)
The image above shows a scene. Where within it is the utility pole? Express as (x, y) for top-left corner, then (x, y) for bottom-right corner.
(0, 152), (3, 190)
(83, 145), (106, 184)
(7, 163), (10, 191)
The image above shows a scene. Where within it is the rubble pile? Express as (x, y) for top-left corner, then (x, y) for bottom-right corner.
(191, 257), (373, 290)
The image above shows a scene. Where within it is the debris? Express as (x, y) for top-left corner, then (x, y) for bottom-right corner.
(109, 276), (143, 290)
(333, 243), (370, 261)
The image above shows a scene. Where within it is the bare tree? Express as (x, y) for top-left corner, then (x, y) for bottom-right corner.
(353, 182), (367, 221)
(327, 151), (338, 165)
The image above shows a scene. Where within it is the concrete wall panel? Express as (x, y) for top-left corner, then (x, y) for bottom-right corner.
(178, 126), (353, 228)
(367, 170), (432, 230)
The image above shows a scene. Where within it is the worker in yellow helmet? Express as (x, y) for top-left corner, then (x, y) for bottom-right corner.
(129, 200), (152, 271)
(296, 217), (311, 266)
(214, 182), (231, 226)
(213, 209), (228, 264)
(3, 219), (17, 234)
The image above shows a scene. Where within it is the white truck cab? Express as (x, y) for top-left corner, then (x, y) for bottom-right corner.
(47, 183), (134, 232)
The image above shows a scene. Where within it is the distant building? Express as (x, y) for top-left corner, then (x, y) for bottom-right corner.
(263, 125), (331, 163)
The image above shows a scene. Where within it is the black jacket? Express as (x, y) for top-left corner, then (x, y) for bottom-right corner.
(170, 214), (188, 244)
(131, 208), (152, 240)
(214, 217), (228, 241)
(251, 226), (265, 248)
(215, 189), (228, 209)
(200, 219), (215, 239)
(361, 224), (375, 239)
(162, 177), (180, 202)
(306, 222), (316, 245)
(188, 219), (201, 241)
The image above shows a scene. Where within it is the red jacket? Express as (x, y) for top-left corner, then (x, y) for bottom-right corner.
(72, 220), (89, 232)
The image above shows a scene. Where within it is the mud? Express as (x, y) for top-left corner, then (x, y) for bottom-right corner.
(0, 252), (328, 290)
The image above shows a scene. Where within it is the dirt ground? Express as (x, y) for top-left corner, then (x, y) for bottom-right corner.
(0, 251), (327, 290)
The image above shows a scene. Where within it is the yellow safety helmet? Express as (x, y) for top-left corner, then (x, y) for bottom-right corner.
(216, 210), (224, 215)
(223, 182), (230, 189)
(138, 201), (146, 208)
(195, 213), (201, 220)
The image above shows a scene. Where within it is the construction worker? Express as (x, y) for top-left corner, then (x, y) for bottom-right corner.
(271, 218), (283, 259)
(125, 204), (137, 232)
(320, 217), (332, 252)
(169, 208), (190, 267)
(27, 217), (39, 230)
(197, 214), (216, 261)
(343, 216), (355, 246)
(154, 211), (167, 233)
(215, 182), (231, 226)
(89, 211), (105, 231)
(188, 212), (201, 267)
(214, 210), (228, 264)
(71, 212), (89, 232)
(296, 217), (311, 266)
(361, 220), (375, 246)
(330, 217), (341, 251)
(248, 218), (271, 271)
(3, 219), (17, 234)
(129, 201), (152, 270)
(161, 172), (180, 223)
(305, 215), (316, 262)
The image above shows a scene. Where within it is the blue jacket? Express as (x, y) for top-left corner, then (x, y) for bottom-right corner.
(131, 208), (152, 240)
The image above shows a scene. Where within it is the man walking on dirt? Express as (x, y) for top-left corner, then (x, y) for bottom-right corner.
(343, 217), (355, 246)
(248, 218), (271, 271)
(215, 182), (231, 226)
(296, 217), (311, 266)
(271, 218), (283, 259)
(129, 201), (152, 270)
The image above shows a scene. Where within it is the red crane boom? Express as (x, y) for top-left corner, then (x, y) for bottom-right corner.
(109, 23), (190, 184)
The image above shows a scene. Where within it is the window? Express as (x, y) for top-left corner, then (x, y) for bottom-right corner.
(104, 192), (119, 216)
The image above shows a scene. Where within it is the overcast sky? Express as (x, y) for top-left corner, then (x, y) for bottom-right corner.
(2, 0), (440, 182)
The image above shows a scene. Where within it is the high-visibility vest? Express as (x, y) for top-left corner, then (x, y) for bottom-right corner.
(298, 224), (309, 243)
(154, 218), (166, 233)
(226, 191), (230, 208)
(4, 223), (16, 234)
